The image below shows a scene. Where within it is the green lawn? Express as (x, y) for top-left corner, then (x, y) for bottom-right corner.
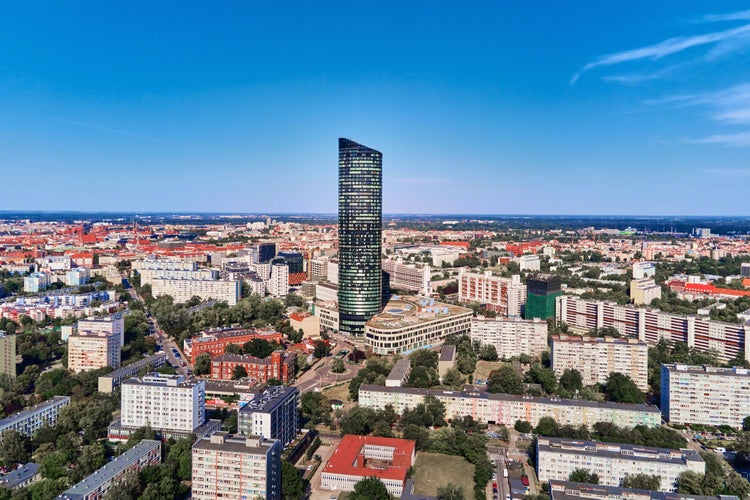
(412, 452), (475, 498)
(474, 360), (502, 381)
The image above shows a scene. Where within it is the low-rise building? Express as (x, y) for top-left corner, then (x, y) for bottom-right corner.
(548, 480), (733, 500)
(536, 437), (704, 492)
(192, 432), (282, 500)
(0, 396), (70, 437)
(0, 463), (40, 490)
(238, 385), (299, 447)
(437, 344), (456, 381)
(321, 435), (416, 497)
(97, 353), (167, 393)
(386, 358), (411, 388)
(364, 297), (472, 355)
(184, 327), (283, 363)
(359, 385), (661, 428)
(471, 317), (548, 360)
(661, 364), (750, 428)
(551, 335), (649, 392)
(57, 440), (161, 500)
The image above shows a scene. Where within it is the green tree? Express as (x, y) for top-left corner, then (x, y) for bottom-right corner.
(559, 368), (583, 393)
(456, 354), (477, 375)
(410, 349), (439, 370)
(232, 365), (248, 380)
(514, 420), (532, 433)
(224, 343), (243, 355)
(725, 471), (750, 499)
(621, 473), (661, 490)
(527, 364), (557, 393)
(408, 365), (439, 388)
(743, 416), (750, 432)
(40, 450), (68, 480)
(339, 406), (377, 435)
(194, 353), (211, 375)
(244, 338), (277, 358)
(603, 372), (645, 404)
(488, 365), (523, 394)
(402, 424), (430, 450)
(313, 340), (329, 358)
(0, 430), (31, 467)
(300, 392), (332, 425)
(568, 468), (599, 484)
(438, 482), (465, 500)
(350, 476), (391, 500)
(166, 438), (192, 481)
(677, 471), (705, 495)
(534, 416), (560, 436)
(441, 368), (465, 388)
(331, 358), (345, 373)
(478, 344), (498, 361)
(281, 461), (306, 500)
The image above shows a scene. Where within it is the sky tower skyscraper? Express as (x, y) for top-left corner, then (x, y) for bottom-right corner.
(337, 138), (383, 336)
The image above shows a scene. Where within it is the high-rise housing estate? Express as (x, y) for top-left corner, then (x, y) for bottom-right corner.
(238, 385), (299, 447)
(525, 274), (562, 320)
(470, 317), (548, 360)
(0, 331), (16, 378)
(192, 432), (282, 500)
(337, 138), (383, 336)
(458, 270), (526, 317)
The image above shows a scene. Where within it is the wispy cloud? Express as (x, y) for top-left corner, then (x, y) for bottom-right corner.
(47, 116), (157, 140)
(396, 177), (451, 186)
(684, 131), (750, 146)
(702, 9), (750, 23)
(571, 23), (750, 84)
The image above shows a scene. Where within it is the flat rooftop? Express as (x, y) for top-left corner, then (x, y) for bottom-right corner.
(0, 396), (70, 429)
(193, 432), (277, 456)
(552, 335), (647, 346)
(663, 364), (750, 377)
(549, 480), (735, 500)
(323, 434), (415, 483)
(538, 437), (703, 465)
(239, 385), (297, 414)
(366, 296), (472, 330)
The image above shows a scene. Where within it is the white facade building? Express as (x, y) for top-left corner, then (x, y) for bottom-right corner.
(517, 254), (541, 272)
(120, 373), (205, 433)
(458, 270), (526, 317)
(268, 263), (289, 297)
(151, 277), (241, 305)
(551, 335), (649, 392)
(470, 317), (548, 360)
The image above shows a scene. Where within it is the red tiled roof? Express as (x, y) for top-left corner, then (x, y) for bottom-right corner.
(323, 435), (415, 483)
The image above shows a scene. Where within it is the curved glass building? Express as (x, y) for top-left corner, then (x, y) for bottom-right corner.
(338, 138), (383, 336)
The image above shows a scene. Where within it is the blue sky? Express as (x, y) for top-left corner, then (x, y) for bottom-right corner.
(1, 1), (749, 215)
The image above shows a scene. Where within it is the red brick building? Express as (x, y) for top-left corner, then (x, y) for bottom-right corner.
(210, 351), (296, 383)
(185, 328), (284, 363)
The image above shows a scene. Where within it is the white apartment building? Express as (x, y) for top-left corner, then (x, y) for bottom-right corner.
(633, 261), (657, 279)
(268, 263), (289, 297)
(251, 262), (272, 281)
(314, 302), (339, 332)
(327, 260), (339, 285)
(309, 257), (329, 281)
(315, 282), (338, 303)
(136, 267), (218, 286)
(741, 263), (750, 278)
(517, 254), (541, 272)
(192, 432), (281, 500)
(471, 317), (548, 360)
(359, 385), (661, 428)
(0, 396), (70, 437)
(23, 273), (49, 293)
(536, 437), (705, 492)
(64, 268), (90, 287)
(120, 373), (205, 433)
(556, 296), (750, 362)
(458, 270), (526, 317)
(381, 260), (430, 295)
(238, 386), (299, 447)
(67, 332), (121, 373)
(551, 335), (649, 392)
(630, 278), (662, 305)
(78, 315), (125, 347)
(364, 298), (473, 355)
(661, 364), (750, 428)
(151, 277), (241, 306)
(132, 257), (197, 273)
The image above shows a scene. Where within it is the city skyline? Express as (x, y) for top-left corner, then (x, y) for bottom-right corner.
(2, 2), (750, 215)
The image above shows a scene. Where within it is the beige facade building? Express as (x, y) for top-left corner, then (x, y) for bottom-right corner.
(151, 277), (241, 306)
(458, 270), (526, 317)
(470, 317), (548, 360)
(630, 277), (662, 305)
(551, 335), (649, 391)
(68, 331), (121, 373)
(0, 331), (16, 378)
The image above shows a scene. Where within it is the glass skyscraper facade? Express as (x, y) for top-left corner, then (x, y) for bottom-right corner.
(338, 138), (383, 336)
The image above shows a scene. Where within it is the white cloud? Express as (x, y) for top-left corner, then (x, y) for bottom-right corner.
(685, 131), (750, 146)
(702, 9), (750, 23)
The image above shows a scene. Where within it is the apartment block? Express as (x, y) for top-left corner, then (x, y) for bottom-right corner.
(0, 396), (70, 437)
(136, 267), (218, 286)
(64, 268), (90, 287)
(556, 296), (750, 362)
(120, 373), (205, 434)
(151, 277), (241, 306)
(536, 437), (704, 492)
(97, 353), (167, 393)
(67, 331), (121, 373)
(381, 260), (430, 295)
(471, 317), (548, 360)
(551, 335), (648, 392)
(0, 331), (16, 378)
(359, 385), (661, 428)
(132, 257), (197, 273)
(77, 315), (125, 347)
(57, 440), (161, 500)
(268, 263), (289, 297)
(23, 272), (49, 293)
(548, 480), (732, 500)
(458, 270), (526, 317)
(238, 385), (299, 447)
(661, 364), (750, 428)
(630, 278), (662, 305)
(192, 432), (282, 500)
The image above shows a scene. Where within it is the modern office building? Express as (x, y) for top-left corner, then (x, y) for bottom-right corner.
(359, 384), (661, 428)
(0, 331), (16, 378)
(256, 243), (277, 264)
(458, 270), (526, 317)
(551, 335), (649, 392)
(97, 353), (167, 393)
(276, 252), (304, 274)
(120, 373), (205, 434)
(0, 396), (70, 437)
(742, 263), (750, 278)
(536, 437), (704, 492)
(57, 440), (161, 500)
(661, 364), (750, 428)
(525, 274), (562, 320)
(470, 317), (548, 360)
(337, 138), (383, 336)
(321, 435), (416, 497)
(192, 432), (282, 500)
(364, 296), (472, 355)
(556, 296), (750, 362)
(238, 385), (299, 447)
